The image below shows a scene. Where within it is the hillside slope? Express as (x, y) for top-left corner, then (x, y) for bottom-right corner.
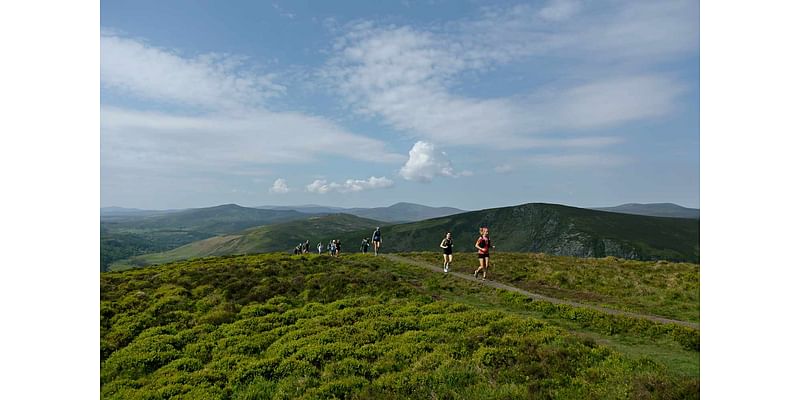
(342, 203), (700, 262)
(112, 214), (382, 269)
(105, 204), (307, 235)
(346, 202), (465, 222)
(592, 203), (700, 219)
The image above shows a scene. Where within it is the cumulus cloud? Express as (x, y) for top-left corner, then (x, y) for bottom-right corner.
(399, 141), (469, 182)
(306, 176), (394, 194)
(269, 178), (290, 194)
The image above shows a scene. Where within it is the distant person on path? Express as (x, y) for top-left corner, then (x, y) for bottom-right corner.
(335, 239), (341, 257)
(317, 242), (323, 254)
(303, 240), (310, 254)
(473, 227), (494, 280)
(361, 238), (370, 253)
(329, 240), (336, 256)
(372, 227), (382, 255)
(440, 232), (454, 273)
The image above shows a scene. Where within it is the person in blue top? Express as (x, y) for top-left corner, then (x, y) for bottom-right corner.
(372, 227), (382, 255)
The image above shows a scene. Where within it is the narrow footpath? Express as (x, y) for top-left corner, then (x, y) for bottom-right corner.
(382, 254), (699, 330)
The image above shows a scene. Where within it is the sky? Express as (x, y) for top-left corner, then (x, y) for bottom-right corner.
(100, 0), (699, 211)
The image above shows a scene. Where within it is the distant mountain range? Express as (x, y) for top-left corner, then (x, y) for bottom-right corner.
(591, 203), (700, 219)
(257, 202), (465, 223)
(108, 202), (700, 270)
(103, 204), (307, 235)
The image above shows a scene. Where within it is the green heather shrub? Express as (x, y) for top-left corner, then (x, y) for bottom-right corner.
(101, 253), (698, 399)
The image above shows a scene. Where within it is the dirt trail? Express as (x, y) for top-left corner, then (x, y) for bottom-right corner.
(382, 254), (699, 330)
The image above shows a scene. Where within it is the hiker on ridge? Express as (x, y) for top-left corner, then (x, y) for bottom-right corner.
(372, 227), (382, 255)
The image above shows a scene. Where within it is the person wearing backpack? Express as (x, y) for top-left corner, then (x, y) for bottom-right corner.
(473, 227), (494, 280)
(372, 227), (382, 255)
(440, 232), (454, 273)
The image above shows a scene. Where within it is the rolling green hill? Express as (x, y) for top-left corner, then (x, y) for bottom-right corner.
(592, 203), (700, 219)
(101, 204), (313, 270)
(342, 203), (700, 262)
(101, 253), (699, 399)
(111, 214), (382, 269)
(104, 204), (308, 235)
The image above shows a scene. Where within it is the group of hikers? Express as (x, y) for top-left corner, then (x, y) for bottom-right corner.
(292, 226), (496, 280)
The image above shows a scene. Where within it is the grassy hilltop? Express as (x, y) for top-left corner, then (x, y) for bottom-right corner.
(101, 253), (699, 399)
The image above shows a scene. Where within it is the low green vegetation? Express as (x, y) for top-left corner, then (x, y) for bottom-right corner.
(101, 253), (699, 399)
(100, 227), (212, 271)
(404, 252), (700, 323)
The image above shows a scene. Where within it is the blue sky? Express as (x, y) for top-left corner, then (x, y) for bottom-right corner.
(100, 0), (699, 210)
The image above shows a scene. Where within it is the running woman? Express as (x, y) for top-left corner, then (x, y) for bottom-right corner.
(372, 227), (382, 255)
(473, 227), (494, 280)
(440, 232), (454, 273)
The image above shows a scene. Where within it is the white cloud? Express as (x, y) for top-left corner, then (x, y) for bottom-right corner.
(270, 178), (290, 194)
(101, 107), (404, 174)
(538, 0), (581, 21)
(494, 164), (514, 173)
(527, 154), (629, 168)
(306, 176), (394, 194)
(399, 141), (469, 182)
(101, 34), (405, 185)
(323, 1), (696, 148)
(101, 34), (285, 109)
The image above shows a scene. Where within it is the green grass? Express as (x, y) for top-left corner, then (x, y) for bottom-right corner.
(404, 252), (699, 323)
(101, 253), (698, 399)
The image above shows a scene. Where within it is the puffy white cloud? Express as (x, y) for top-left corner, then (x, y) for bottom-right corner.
(399, 141), (470, 182)
(269, 178), (290, 194)
(306, 176), (394, 194)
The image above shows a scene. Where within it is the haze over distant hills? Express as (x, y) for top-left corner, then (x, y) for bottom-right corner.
(258, 202), (465, 223)
(592, 203), (700, 219)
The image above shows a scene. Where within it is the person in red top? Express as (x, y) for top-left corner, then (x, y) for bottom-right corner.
(473, 227), (494, 280)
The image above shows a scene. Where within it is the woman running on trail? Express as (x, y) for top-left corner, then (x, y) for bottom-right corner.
(473, 227), (494, 280)
(440, 232), (454, 273)
(372, 227), (382, 255)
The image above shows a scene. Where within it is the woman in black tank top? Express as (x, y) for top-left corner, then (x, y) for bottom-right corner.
(440, 232), (454, 273)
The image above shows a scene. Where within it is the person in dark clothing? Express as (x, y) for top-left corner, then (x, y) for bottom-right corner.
(440, 232), (454, 273)
(372, 227), (382, 255)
